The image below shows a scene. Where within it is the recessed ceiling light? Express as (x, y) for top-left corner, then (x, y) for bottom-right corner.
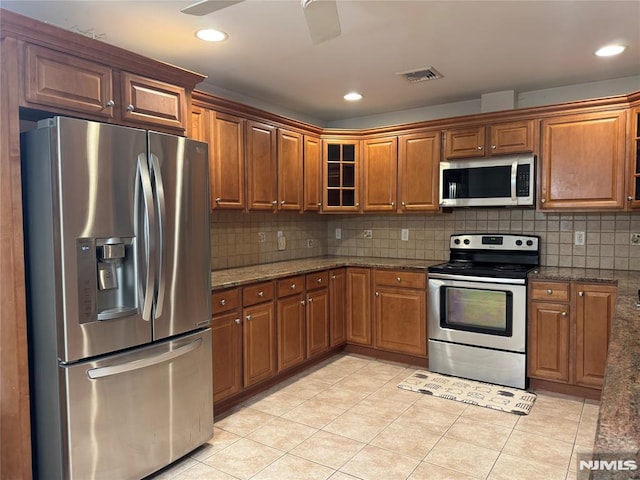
(344, 92), (363, 101)
(594, 44), (626, 57)
(196, 28), (228, 42)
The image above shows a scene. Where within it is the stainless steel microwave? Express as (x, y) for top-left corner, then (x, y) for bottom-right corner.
(439, 154), (535, 207)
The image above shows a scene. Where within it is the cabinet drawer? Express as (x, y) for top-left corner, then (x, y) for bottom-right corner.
(306, 271), (329, 290)
(212, 288), (240, 315)
(375, 270), (426, 289)
(530, 281), (570, 302)
(243, 281), (274, 306)
(277, 275), (305, 297)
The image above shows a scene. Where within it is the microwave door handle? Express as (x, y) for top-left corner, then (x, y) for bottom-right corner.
(511, 160), (518, 203)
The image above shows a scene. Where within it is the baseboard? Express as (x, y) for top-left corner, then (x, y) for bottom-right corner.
(529, 378), (602, 401)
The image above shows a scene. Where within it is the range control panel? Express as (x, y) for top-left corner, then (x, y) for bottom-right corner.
(450, 234), (539, 251)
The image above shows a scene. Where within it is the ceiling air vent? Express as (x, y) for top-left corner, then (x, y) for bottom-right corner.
(397, 67), (444, 84)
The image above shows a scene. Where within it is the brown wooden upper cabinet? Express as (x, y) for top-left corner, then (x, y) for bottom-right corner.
(246, 120), (278, 211)
(398, 130), (441, 212)
(210, 111), (246, 210)
(23, 44), (187, 132)
(362, 136), (398, 212)
(304, 135), (323, 211)
(323, 139), (361, 212)
(277, 129), (304, 211)
(444, 120), (536, 159)
(539, 110), (626, 210)
(628, 106), (640, 209)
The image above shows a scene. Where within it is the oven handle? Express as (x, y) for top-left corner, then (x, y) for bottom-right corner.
(428, 272), (526, 285)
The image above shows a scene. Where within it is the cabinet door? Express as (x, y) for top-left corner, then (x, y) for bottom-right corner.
(574, 284), (616, 389)
(527, 301), (570, 383)
(540, 111), (626, 209)
(362, 137), (398, 212)
(24, 44), (114, 118)
(211, 111), (245, 209)
(628, 107), (640, 209)
(190, 105), (208, 141)
(444, 126), (486, 159)
(346, 268), (371, 345)
(374, 286), (426, 356)
(329, 268), (347, 347)
(120, 71), (186, 130)
(307, 288), (329, 358)
(398, 131), (441, 212)
(304, 135), (323, 211)
(323, 140), (360, 212)
(243, 302), (276, 387)
(277, 294), (306, 371)
(212, 311), (242, 402)
(489, 120), (535, 155)
(246, 120), (277, 211)
(277, 129), (304, 211)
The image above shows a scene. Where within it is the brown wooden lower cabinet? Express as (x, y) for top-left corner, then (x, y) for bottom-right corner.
(277, 292), (306, 371)
(329, 268), (347, 346)
(307, 287), (329, 358)
(346, 268), (372, 345)
(243, 299), (276, 387)
(528, 280), (616, 391)
(211, 311), (243, 402)
(374, 286), (427, 356)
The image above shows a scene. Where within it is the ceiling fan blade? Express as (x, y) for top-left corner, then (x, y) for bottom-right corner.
(181, 0), (245, 16)
(302, 0), (341, 44)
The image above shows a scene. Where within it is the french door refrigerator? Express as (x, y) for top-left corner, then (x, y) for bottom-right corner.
(21, 116), (213, 480)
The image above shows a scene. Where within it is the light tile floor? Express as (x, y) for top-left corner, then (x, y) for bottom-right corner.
(149, 353), (599, 480)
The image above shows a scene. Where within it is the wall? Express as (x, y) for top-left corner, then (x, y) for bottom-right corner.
(212, 210), (640, 271)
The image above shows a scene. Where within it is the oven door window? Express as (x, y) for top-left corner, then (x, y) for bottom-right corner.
(440, 286), (513, 336)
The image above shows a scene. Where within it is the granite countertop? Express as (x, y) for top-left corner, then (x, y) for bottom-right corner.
(211, 256), (442, 289)
(212, 258), (640, 465)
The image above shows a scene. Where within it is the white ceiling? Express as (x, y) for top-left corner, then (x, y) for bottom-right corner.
(2, 0), (639, 124)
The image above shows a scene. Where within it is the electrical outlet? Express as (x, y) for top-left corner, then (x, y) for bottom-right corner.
(335, 228), (341, 240)
(363, 229), (373, 239)
(401, 228), (409, 241)
(277, 230), (284, 238)
(307, 239), (314, 248)
(631, 233), (640, 245)
(257, 232), (266, 243)
(277, 236), (286, 251)
(574, 231), (585, 246)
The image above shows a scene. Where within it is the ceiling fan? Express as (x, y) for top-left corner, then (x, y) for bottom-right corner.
(181, 0), (341, 44)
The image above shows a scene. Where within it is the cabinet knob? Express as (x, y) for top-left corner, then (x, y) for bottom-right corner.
(301, 300), (306, 305)
(316, 278), (322, 284)
(317, 202), (322, 207)
(126, 104), (135, 112)
(541, 198), (546, 204)
(234, 318), (241, 325)
(401, 201), (406, 207)
(331, 275), (336, 280)
(280, 200), (285, 205)
(397, 276), (402, 282)
(477, 146), (483, 151)
(271, 200), (277, 207)
(578, 291), (584, 297)
(215, 197), (221, 203)
(375, 291), (380, 297)
(105, 100), (115, 108)
(391, 202), (395, 207)
(628, 196), (634, 201)
(561, 311), (567, 317)
(546, 289), (553, 295)
(290, 283), (296, 290)
(308, 297), (313, 303)
(246, 315), (252, 321)
(219, 299), (226, 306)
(355, 202), (360, 207)
(258, 291), (264, 297)
(491, 145), (496, 150)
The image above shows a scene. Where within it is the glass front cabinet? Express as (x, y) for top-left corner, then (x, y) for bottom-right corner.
(322, 139), (361, 212)
(630, 107), (640, 208)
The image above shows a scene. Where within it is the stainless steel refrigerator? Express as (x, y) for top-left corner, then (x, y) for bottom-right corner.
(21, 116), (213, 480)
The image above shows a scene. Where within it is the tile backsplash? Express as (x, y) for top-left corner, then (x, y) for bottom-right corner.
(211, 209), (640, 271)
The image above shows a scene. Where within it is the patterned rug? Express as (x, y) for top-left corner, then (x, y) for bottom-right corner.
(397, 370), (537, 415)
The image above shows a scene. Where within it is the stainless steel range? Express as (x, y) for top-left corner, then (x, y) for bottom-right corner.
(428, 234), (540, 389)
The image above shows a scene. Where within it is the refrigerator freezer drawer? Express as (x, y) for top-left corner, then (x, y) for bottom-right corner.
(58, 330), (213, 480)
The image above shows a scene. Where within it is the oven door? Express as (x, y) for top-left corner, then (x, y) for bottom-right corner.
(428, 275), (526, 353)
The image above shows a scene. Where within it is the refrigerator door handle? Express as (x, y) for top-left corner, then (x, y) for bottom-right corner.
(149, 153), (167, 318)
(86, 338), (203, 379)
(137, 154), (156, 322)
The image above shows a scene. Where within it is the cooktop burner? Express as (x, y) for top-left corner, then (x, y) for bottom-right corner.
(428, 234), (540, 280)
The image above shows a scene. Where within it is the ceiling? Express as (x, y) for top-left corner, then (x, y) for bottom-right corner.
(2, 0), (639, 124)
